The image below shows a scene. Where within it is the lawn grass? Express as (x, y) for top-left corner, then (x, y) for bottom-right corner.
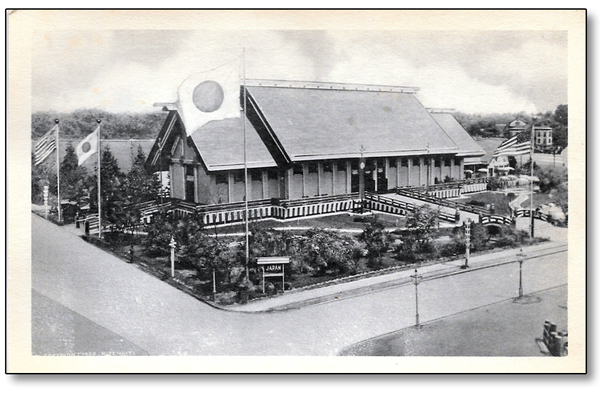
(210, 212), (407, 235)
(454, 191), (514, 215)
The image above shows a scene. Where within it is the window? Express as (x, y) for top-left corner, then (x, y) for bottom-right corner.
(401, 158), (408, 167)
(215, 173), (228, 185)
(323, 162), (332, 173)
(389, 158), (397, 168)
(337, 161), (347, 172)
(434, 158), (441, 168)
(423, 158), (429, 166)
(413, 157), (420, 166)
(233, 171), (245, 183)
(293, 164), (303, 175)
(267, 169), (278, 180)
(308, 163), (318, 174)
(444, 158), (451, 167)
(251, 170), (262, 182)
(185, 165), (195, 177)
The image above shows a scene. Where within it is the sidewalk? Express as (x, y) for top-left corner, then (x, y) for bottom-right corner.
(228, 239), (567, 312)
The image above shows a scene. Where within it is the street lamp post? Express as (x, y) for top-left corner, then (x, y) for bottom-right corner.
(410, 269), (423, 328)
(169, 236), (176, 278)
(516, 248), (526, 298)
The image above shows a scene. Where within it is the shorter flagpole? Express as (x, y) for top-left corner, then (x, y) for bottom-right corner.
(55, 119), (62, 222)
(97, 119), (102, 238)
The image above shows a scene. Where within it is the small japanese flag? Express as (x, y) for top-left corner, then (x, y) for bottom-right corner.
(76, 126), (99, 166)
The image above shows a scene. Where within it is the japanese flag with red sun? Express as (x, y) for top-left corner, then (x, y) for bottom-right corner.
(76, 126), (99, 166)
(176, 60), (241, 136)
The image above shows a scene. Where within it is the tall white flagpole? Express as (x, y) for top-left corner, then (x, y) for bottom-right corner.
(97, 119), (102, 238)
(529, 124), (534, 238)
(243, 48), (249, 280)
(55, 119), (62, 222)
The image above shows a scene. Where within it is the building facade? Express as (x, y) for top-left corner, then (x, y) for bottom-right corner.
(533, 126), (553, 151)
(146, 80), (485, 205)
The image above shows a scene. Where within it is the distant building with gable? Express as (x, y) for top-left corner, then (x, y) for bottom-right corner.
(508, 119), (528, 137)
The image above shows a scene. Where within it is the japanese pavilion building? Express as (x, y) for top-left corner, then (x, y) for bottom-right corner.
(146, 80), (485, 206)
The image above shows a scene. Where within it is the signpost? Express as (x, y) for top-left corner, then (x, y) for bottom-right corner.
(257, 256), (290, 293)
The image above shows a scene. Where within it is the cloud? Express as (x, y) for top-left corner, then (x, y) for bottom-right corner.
(31, 29), (567, 114)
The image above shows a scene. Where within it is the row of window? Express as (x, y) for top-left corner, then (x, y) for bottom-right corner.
(212, 157), (460, 184)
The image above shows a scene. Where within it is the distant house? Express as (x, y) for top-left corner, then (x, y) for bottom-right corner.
(533, 126), (553, 151)
(508, 119), (528, 137)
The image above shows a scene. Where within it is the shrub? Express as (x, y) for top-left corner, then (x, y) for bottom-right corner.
(215, 291), (238, 306)
(360, 215), (391, 266)
(466, 200), (486, 207)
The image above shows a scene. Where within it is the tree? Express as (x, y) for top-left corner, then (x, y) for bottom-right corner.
(89, 145), (126, 226)
(396, 205), (440, 262)
(122, 146), (162, 203)
(554, 104), (568, 126)
(359, 215), (391, 266)
(60, 142), (90, 203)
(31, 152), (55, 204)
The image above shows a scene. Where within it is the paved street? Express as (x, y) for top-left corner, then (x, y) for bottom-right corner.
(32, 213), (568, 356)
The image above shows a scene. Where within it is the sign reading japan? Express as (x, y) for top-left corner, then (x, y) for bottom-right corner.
(264, 264), (283, 274)
(257, 257), (290, 277)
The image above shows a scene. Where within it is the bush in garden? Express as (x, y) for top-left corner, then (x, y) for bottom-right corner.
(143, 212), (177, 257)
(493, 225), (530, 248)
(359, 215), (391, 266)
(487, 176), (502, 191)
(296, 228), (362, 276)
(215, 291), (238, 306)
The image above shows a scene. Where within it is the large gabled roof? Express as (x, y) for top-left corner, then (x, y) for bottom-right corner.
(428, 112), (485, 157)
(246, 84), (459, 161)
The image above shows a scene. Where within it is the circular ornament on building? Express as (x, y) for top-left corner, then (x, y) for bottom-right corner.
(193, 81), (224, 113)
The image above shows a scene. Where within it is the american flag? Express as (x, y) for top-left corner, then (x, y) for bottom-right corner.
(34, 125), (58, 166)
(493, 136), (532, 156)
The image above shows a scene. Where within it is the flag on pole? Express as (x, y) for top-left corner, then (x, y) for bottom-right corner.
(493, 136), (518, 156)
(494, 133), (532, 156)
(34, 125), (58, 166)
(176, 59), (240, 136)
(76, 126), (99, 166)
(496, 140), (532, 156)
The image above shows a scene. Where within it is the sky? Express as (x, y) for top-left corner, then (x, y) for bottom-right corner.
(31, 29), (568, 115)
